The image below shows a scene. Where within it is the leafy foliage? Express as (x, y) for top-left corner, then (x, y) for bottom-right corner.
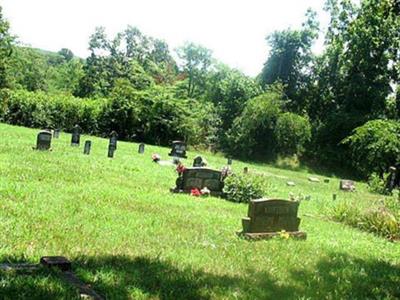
(223, 174), (265, 203)
(343, 119), (400, 177)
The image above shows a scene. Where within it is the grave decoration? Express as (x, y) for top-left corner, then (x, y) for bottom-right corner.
(71, 125), (81, 146)
(109, 131), (118, 150)
(240, 199), (306, 240)
(83, 140), (91, 155)
(168, 141), (187, 158)
(171, 166), (226, 196)
(53, 128), (60, 138)
(34, 130), (52, 151)
(339, 180), (355, 191)
(0, 256), (103, 299)
(193, 155), (207, 167)
(138, 143), (145, 154)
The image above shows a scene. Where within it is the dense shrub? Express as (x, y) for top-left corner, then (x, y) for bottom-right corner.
(343, 119), (400, 177)
(0, 86), (214, 147)
(368, 172), (391, 195)
(0, 88), (104, 133)
(223, 174), (265, 203)
(274, 112), (311, 156)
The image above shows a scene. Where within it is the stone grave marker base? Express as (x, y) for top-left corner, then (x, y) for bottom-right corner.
(237, 230), (307, 240)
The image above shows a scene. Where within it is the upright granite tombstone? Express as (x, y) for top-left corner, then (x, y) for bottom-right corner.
(193, 155), (207, 167)
(138, 143), (145, 154)
(53, 129), (60, 139)
(71, 125), (81, 146)
(108, 145), (115, 158)
(109, 131), (118, 150)
(240, 199), (306, 240)
(35, 130), (52, 150)
(168, 141), (187, 158)
(171, 167), (224, 196)
(83, 141), (91, 155)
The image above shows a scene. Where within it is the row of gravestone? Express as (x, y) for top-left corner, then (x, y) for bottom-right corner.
(35, 127), (146, 157)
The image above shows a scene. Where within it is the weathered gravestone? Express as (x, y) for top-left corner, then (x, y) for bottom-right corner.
(339, 180), (355, 191)
(83, 140), (91, 155)
(240, 199), (306, 240)
(138, 143), (145, 154)
(171, 167), (224, 196)
(53, 129), (60, 139)
(71, 125), (81, 146)
(108, 145), (115, 158)
(193, 155), (207, 167)
(227, 158), (233, 165)
(109, 131), (118, 150)
(35, 130), (52, 150)
(168, 141), (187, 158)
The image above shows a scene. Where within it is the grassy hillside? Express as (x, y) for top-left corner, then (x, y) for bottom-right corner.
(0, 123), (399, 299)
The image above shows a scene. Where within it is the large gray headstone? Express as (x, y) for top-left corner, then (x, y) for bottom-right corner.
(241, 199), (306, 240)
(36, 130), (52, 150)
(168, 141), (187, 158)
(172, 167), (224, 195)
(71, 125), (81, 146)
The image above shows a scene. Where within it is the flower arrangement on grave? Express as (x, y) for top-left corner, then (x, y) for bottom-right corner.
(190, 188), (202, 197)
(152, 153), (161, 162)
(176, 162), (186, 175)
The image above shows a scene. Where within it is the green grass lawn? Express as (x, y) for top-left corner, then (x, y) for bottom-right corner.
(0, 123), (399, 299)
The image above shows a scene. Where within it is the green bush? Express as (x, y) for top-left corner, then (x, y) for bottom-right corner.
(223, 174), (265, 203)
(368, 172), (390, 195)
(274, 112), (311, 156)
(342, 119), (400, 177)
(331, 197), (400, 241)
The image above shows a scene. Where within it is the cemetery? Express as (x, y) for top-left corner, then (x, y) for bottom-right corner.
(0, 123), (399, 299)
(0, 0), (399, 297)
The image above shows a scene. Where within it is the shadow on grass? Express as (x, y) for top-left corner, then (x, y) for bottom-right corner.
(1, 252), (399, 299)
(290, 252), (400, 299)
(74, 255), (295, 299)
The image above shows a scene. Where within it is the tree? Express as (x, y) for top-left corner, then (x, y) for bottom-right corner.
(177, 42), (212, 98)
(260, 9), (319, 111)
(0, 6), (14, 88)
(58, 48), (74, 62)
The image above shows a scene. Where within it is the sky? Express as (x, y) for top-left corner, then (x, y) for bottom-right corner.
(1, 0), (330, 77)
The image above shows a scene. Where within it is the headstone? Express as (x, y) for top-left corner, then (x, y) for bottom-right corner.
(324, 179), (330, 183)
(243, 167), (249, 174)
(227, 158), (233, 165)
(138, 143), (145, 154)
(35, 130), (52, 150)
(53, 129), (60, 139)
(171, 167), (225, 196)
(332, 194), (337, 201)
(168, 141), (187, 158)
(339, 180), (355, 191)
(240, 199), (306, 240)
(308, 177), (320, 183)
(386, 166), (400, 192)
(108, 146), (115, 158)
(193, 155), (207, 167)
(83, 140), (91, 155)
(109, 131), (118, 150)
(71, 125), (81, 146)
(286, 181), (296, 187)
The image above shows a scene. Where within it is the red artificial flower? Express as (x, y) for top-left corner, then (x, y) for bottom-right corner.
(190, 188), (201, 197)
(176, 163), (186, 174)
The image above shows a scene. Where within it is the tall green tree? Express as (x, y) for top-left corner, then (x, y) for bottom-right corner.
(177, 42), (212, 98)
(0, 6), (14, 88)
(260, 9), (319, 111)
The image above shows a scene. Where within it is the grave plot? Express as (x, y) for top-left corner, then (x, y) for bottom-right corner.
(34, 130), (52, 151)
(171, 167), (225, 196)
(240, 199), (306, 240)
